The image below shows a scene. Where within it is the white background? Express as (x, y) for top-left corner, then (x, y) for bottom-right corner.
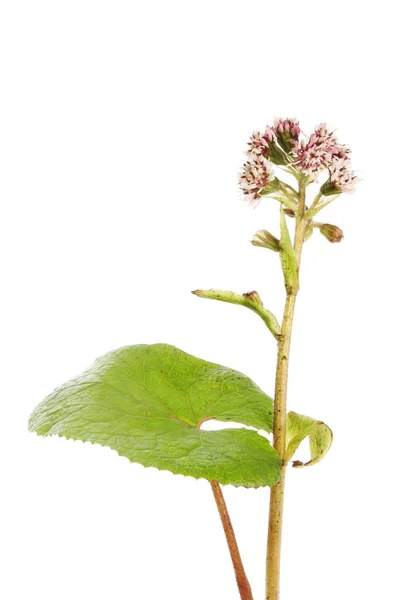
(1, 1), (397, 599)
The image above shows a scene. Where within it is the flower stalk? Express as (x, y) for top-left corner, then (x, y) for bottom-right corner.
(201, 116), (357, 600)
(265, 177), (307, 600)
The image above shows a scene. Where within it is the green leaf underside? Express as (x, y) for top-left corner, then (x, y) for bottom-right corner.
(286, 411), (333, 468)
(29, 344), (281, 488)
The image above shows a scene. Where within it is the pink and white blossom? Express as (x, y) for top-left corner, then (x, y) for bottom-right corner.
(247, 127), (276, 155)
(292, 123), (348, 177)
(238, 154), (275, 204)
(328, 158), (357, 193)
(238, 117), (357, 203)
(273, 117), (300, 138)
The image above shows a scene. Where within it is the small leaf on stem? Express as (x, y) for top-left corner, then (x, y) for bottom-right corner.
(192, 289), (281, 338)
(279, 206), (299, 293)
(304, 224), (314, 242)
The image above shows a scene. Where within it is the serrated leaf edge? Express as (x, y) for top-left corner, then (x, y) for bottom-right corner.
(29, 430), (281, 489)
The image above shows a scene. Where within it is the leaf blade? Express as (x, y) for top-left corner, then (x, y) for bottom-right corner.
(29, 344), (281, 488)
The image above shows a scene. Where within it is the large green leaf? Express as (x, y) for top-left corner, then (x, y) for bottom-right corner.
(29, 344), (280, 488)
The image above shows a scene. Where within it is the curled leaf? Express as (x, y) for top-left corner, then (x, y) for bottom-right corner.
(285, 411), (333, 468)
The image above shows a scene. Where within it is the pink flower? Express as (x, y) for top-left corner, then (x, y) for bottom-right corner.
(238, 118), (357, 203)
(246, 126), (288, 166)
(238, 154), (275, 204)
(292, 123), (348, 178)
(247, 127), (276, 156)
(272, 117), (301, 153)
(321, 157), (357, 195)
(273, 117), (300, 138)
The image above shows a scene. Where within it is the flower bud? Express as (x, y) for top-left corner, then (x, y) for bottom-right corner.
(242, 290), (263, 306)
(273, 118), (301, 153)
(283, 208), (296, 218)
(251, 230), (280, 252)
(319, 223), (344, 243)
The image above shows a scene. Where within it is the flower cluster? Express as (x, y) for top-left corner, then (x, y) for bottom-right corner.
(238, 117), (357, 203)
(291, 123), (348, 177)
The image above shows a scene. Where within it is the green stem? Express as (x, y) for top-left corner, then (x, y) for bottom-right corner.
(265, 178), (307, 600)
(304, 195), (337, 220)
(210, 481), (254, 600)
(274, 196), (297, 212)
(280, 182), (298, 198)
(306, 190), (323, 215)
